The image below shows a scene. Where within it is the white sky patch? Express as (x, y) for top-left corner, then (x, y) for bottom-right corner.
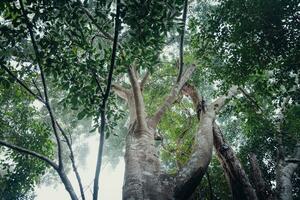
(36, 134), (125, 200)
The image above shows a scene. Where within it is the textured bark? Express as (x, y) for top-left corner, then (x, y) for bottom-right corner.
(123, 123), (162, 200)
(278, 143), (300, 200)
(115, 67), (241, 200)
(174, 113), (214, 200)
(180, 84), (254, 200)
(249, 153), (272, 200)
(213, 124), (258, 200)
(122, 66), (163, 200)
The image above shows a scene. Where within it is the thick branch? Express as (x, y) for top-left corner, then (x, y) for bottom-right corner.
(128, 66), (148, 130)
(249, 153), (272, 200)
(174, 111), (214, 200)
(112, 84), (129, 100)
(279, 143), (300, 200)
(213, 124), (257, 200)
(150, 65), (195, 128)
(276, 96), (291, 195)
(175, 83), (250, 200)
(140, 70), (150, 91)
(174, 83), (212, 200)
(210, 86), (239, 114)
(182, 83), (203, 119)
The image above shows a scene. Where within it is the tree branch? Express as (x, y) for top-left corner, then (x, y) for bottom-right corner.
(150, 65), (195, 128)
(112, 84), (129, 100)
(0, 64), (44, 103)
(140, 70), (150, 91)
(128, 66), (148, 130)
(77, 0), (114, 42)
(93, 0), (121, 199)
(32, 78), (44, 100)
(0, 140), (58, 170)
(239, 87), (263, 112)
(279, 143), (300, 200)
(174, 83), (245, 200)
(176, 0), (188, 82)
(56, 122), (86, 200)
(209, 86), (239, 114)
(19, 0), (64, 169)
(92, 71), (105, 98)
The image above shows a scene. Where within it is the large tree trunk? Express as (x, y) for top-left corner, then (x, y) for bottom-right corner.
(278, 143), (300, 200)
(213, 124), (258, 200)
(123, 123), (163, 200)
(119, 66), (235, 200)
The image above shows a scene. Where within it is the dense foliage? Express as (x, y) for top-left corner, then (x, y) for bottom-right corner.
(0, 0), (299, 199)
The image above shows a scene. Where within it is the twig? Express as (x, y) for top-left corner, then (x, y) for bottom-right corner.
(77, 0), (114, 41)
(239, 87), (263, 112)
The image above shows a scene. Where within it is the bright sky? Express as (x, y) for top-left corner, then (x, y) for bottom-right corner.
(35, 134), (125, 200)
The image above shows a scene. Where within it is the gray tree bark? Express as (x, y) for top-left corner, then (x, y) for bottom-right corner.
(278, 143), (300, 200)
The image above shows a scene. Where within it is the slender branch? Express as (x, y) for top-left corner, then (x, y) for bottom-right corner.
(56, 122), (86, 200)
(285, 158), (300, 163)
(150, 65), (195, 128)
(176, 0), (188, 82)
(239, 87), (263, 112)
(19, 0), (63, 169)
(93, 0), (121, 199)
(93, 72), (105, 97)
(77, 0), (114, 41)
(0, 140), (58, 170)
(0, 64), (44, 103)
(32, 78), (44, 100)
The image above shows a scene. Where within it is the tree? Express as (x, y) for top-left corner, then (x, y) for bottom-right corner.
(1, 0), (299, 200)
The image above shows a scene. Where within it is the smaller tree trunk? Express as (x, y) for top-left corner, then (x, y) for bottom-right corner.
(249, 153), (272, 200)
(213, 124), (258, 200)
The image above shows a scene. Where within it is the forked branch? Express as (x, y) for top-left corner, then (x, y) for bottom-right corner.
(128, 66), (148, 130)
